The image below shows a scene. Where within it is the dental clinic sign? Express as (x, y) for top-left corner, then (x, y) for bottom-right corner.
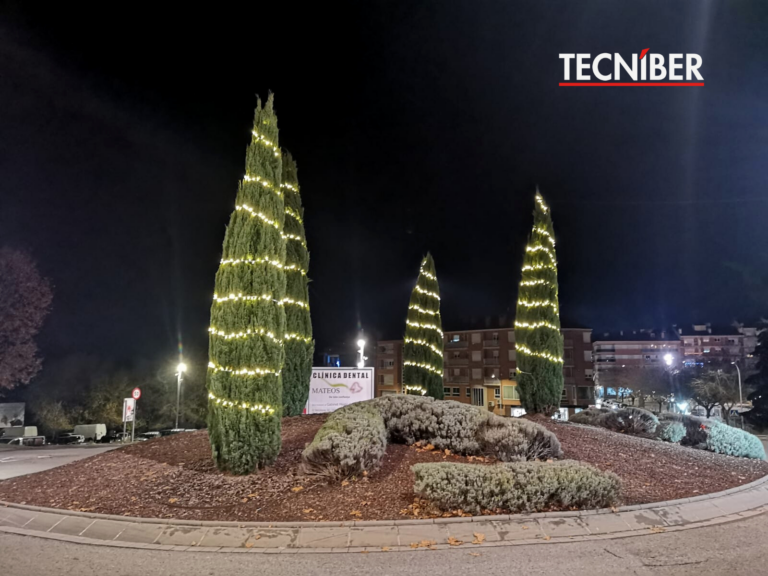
(306, 368), (374, 414)
(559, 49), (704, 86)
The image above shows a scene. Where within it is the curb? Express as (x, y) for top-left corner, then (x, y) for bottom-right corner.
(3, 472), (767, 528)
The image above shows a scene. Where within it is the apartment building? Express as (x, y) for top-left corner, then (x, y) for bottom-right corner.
(677, 323), (758, 368)
(593, 329), (681, 375)
(373, 326), (594, 416)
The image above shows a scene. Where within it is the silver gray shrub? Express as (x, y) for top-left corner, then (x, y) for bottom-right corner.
(412, 461), (620, 514)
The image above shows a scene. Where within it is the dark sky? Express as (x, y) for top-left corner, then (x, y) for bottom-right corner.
(1, 1), (767, 367)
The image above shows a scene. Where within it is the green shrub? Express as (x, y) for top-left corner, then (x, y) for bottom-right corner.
(412, 461), (620, 514)
(658, 413), (711, 447)
(655, 420), (685, 443)
(373, 395), (562, 460)
(705, 421), (766, 460)
(301, 402), (387, 479)
(571, 407), (658, 436)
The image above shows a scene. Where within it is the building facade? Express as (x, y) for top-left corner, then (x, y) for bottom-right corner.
(593, 329), (681, 374)
(677, 323), (758, 368)
(373, 326), (594, 416)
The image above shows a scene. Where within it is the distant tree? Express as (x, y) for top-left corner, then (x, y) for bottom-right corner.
(280, 152), (314, 416)
(603, 367), (669, 411)
(207, 95), (286, 474)
(514, 191), (564, 415)
(747, 328), (768, 423)
(690, 369), (743, 420)
(29, 398), (71, 437)
(0, 248), (53, 391)
(403, 253), (444, 398)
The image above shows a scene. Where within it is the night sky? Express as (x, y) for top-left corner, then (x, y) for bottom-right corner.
(1, 1), (767, 368)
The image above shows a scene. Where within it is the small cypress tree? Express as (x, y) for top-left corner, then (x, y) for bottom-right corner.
(280, 152), (314, 416)
(403, 253), (444, 398)
(514, 190), (564, 415)
(207, 94), (286, 473)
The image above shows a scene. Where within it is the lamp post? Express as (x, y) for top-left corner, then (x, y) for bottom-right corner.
(175, 363), (187, 429)
(732, 361), (743, 428)
(664, 353), (675, 412)
(356, 339), (366, 369)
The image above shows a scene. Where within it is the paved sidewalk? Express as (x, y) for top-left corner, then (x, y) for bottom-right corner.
(2, 475), (767, 553)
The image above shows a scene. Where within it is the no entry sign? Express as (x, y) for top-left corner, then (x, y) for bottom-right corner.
(132, 387), (142, 400)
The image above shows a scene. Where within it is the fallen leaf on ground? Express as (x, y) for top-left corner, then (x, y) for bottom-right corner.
(350, 510), (362, 517)
(168, 498), (178, 504)
(291, 486), (304, 493)
(303, 509), (314, 514)
(244, 542), (255, 548)
(341, 480), (350, 487)
(521, 525), (529, 530)
(472, 532), (486, 544)
(542, 535), (551, 541)
(381, 547), (391, 552)
(649, 526), (666, 533)
(468, 552), (481, 557)
(447, 536), (463, 546)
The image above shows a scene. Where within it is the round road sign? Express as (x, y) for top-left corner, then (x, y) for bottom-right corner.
(132, 387), (142, 400)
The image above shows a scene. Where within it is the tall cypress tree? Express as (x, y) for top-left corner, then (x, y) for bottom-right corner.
(207, 94), (286, 473)
(403, 253), (444, 398)
(514, 191), (564, 415)
(280, 152), (314, 416)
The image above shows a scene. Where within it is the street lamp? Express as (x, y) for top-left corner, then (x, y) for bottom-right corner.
(356, 339), (366, 369)
(175, 362), (187, 429)
(664, 353), (674, 367)
(732, 361), (743, 428)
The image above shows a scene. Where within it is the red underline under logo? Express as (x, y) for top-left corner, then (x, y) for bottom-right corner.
(559, 82), (704, 87)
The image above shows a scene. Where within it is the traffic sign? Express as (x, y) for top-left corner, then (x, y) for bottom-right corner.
(132, 387), (142, 400)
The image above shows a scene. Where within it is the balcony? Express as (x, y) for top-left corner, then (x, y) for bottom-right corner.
(484, 377), (501, 385)
(447, 375), (469, 383)
(482, 339), (500, 348)
(447, 357), (468, 366)
(446, 340), (469, 349)
(483, 357), (500, 366)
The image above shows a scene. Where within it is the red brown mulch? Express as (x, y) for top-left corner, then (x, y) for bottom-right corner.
(1, 416), (766, 522)
(539, 420), (768, 505)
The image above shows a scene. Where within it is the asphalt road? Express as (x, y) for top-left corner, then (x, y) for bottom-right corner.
(1, 511), (767, 576)
(0, 445), (117, 479)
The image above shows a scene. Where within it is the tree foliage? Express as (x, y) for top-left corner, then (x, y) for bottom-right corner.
(207, 95), (286, 474)
(402, 253), (444, 398)
(690, 369), (742, 419)
(514, 192), (563, 415)
(0, 248), (53, 391)
(280, 152), (314, 416)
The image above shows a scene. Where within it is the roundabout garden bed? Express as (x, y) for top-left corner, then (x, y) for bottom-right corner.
(1, 402), (767, 523)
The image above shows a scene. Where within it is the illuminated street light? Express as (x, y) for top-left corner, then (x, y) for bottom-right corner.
(664, 353), (674, 366)
(357, 339), (366, 369)
(175, 362), (187, 429)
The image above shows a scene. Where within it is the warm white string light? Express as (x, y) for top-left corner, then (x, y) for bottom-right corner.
(406, 320), (444, 337)
(280, 182), (299, 193)
(404, 359), (443, 375)
(284, 332), (313, 343)
(244, 174), (282, 197)
(208, 361), (281, 377)
(535, 193), (549, 213)
(514, 320), (559, 331)
(522, 263), (557, 272)
(415, 285), (441, 300)
(404, 385), (427, 396)
(526, 245), (557, 263)
(213, 292), (279, 305)
(209, 325), (281, 343)
(419, 268), (437, 281)
(220, 257), (307, 276)
(520, 279), (549, 286)
(251, 130), (281, 158)
(208, 392), (276, 415)
(516, 344), (563, 363)
(404, 337), (443, 358)
(236, 204), (282, 230)
(409, 304), (439, 316)
(280, 296), (309, 309)
(533, 226), (555, 247)
(517, 299), (559, 312)
(281, 232), (307, 248)
(285, 207), (304, 225)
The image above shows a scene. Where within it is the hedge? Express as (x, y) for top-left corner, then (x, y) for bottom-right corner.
(705, 421), (766, 460)
(412, 461), (620, 514)
(571, 406), (658, 436)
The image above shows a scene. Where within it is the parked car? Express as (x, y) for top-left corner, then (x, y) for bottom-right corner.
(0, 436), (46, 447)
(159, 428), (188, 436)
(54, 432), (85, 445)
(103, 431), (130, 443)
(137, 431), (161, 442)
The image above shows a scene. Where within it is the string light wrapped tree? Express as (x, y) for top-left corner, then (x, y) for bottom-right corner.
(280, 152), (314, 416)
(403, 253), (444, 398)
(514, 191), (564, 416)
(207, 94), (286, 473)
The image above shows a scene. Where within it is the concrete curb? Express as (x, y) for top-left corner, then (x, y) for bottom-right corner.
(3, 472), (767, 528)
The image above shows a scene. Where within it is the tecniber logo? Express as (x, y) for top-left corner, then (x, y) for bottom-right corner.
(559, 49), (704, 86)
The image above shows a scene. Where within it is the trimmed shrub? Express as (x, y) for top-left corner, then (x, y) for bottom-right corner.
(705, 421), (766, 460)
(658, 413), (711, 447)
(571, 407), (658, 436)
(301, 402), (387, 479)
(412, 461), (620, 514)
(373, 395), (562, 460)
(655, 420), (686, 443)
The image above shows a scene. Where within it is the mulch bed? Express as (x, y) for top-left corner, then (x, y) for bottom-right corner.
(1, 415), (767, 522)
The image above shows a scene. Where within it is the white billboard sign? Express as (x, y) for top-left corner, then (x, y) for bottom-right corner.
(306, 368), (374, 414)
(123, 398), (135, 422)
